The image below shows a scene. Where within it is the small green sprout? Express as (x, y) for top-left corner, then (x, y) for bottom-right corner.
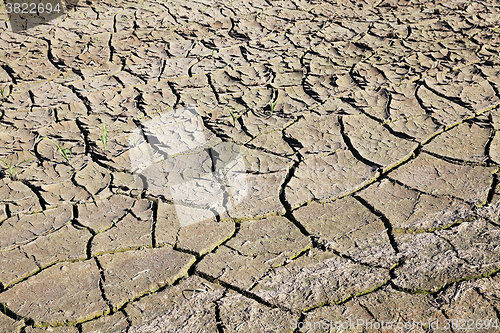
(211, 49), (216, 59)
(42, 137), (72, 166)
(0, 158), (32, 180)
(267, 89), (278, 116)
(216, 158), (238, 184)
(269, 99), (278, 115)
(0, 85), (10, 100)
(100, 124), (108, 154)
(229, 107), (241, 127)
(129, 135), (142, 148)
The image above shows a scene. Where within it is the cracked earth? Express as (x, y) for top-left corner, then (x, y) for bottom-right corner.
(1, 0), (500, 332)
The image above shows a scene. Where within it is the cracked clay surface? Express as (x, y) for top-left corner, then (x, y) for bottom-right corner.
(1, 0), (500, 332)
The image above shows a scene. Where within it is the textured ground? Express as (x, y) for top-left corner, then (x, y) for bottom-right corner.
(1, 0), (500, 332)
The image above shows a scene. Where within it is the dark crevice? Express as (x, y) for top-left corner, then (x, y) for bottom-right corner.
(243, 141), (297, 159)
(112, 74), (126, 89)
(435, 233), (471, 265)
(349, 61), (363, 89)
(441, 309), (457, 333)
(247, 247), (313, 292)
(279, 158), (310, 236)
(120, 309), (132, 333)
(206, 73), (221, 104)
(94, 257), (114, 314)
(74, 118), (91, 156)
(65, 84), (92, 116)
(385, 176), (469, 205)
(292, 313), (307, 333)
(223, 244), (246, 257)
(133, 91), (149, 119)
(166, 81), (181, 109)
(214, 296), (225, 333)
(52, 106), (60, 123)
(414, 82), (443, 127)
(195, 271), (281, 310)
(422, 149), (489, 167)
(236, 112), (254, 139)
(282, 133), (304, 152)
(390, 263), (500, 296)
(112, 10), (118, 33)
(184, 221), (240, 278)
(32, 139), (49, 165)
(309, 235), (389, 270)
(42, 38), (61, 72)
(162, 4), (179, 25)
(302, 78), (323, 103)
(475, 286), (500, 321)
(27, 90), (35, 105)
(187, 57), (196, 77)
(157, 58), (166, 81)
(5, 204), (11, 219)
(239, 45), (250, 65)
(0, 64), (17, 85)
(199, 115), (235, 142)
(357, 301), (377, 320)
(422, 80), (474, 111)
(353, 195), (399, 253)
(338, 116), (382, 169)
(484, 174), (499, 207)
(21, 249), (41, 269)
(484, 121), (497, 167)
(172, 245), (200, 258)
(207, 146), (217, 173)
(0, 302), (24, 322)
(85, 233), (95, 260)
(18, 179), (47, 211)
(382, 123), (416, 141)
(227, 18), (251, 41)
(151, 199), (158, 248)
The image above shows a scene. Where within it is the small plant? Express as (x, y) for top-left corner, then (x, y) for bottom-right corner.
(211, 49), (216, 59)
(216, 158), (238, 184)
(42, 137), (72, 166)
(267, 89), (278, 116)
(0, 158), (32, 180)
(269, 99), (278, 115)
(129, 135), (142, 148)
(229, 107), (241, 127)
(0, 85), (9, 100)
(100, 124), (108, 155)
